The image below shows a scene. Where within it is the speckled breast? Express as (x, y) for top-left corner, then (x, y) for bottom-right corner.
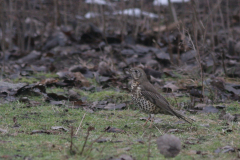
(131, 81), (158, 114)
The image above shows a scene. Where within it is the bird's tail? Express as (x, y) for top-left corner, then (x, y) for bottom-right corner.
(172, 110), (194, 124)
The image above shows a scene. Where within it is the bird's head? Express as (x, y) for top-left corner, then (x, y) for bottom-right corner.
(129, 67), (148, 83)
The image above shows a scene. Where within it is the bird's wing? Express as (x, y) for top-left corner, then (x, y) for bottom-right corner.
(141, 90), (192, 124)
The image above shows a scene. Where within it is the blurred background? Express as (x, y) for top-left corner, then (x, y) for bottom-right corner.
(0, 0), (240, 79)
(0, 0), (239, 53)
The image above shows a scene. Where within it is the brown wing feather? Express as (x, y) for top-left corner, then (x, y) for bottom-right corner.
(141, 90), (192, 124)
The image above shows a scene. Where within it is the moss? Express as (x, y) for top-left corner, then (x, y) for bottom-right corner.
(11, 72), (58, 84)
(76, 89), (130, 102)
(12, 77), (39, 84)
(35, 72), (58, 78)
(46, 87), (65, 94)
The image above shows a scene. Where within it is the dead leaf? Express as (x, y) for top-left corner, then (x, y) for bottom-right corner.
(104, 126), (125, 133)
(18, 50), (41, 63)
(0, 81), (27, 96)
(46, 93), (68, 101)
(16, 84), (46, 96)
(184, 141), (196, 145)
(181, 50), (197, 62)
(68, 89), (81, 100)
(163, 70), (177, 78)
(194, 103), (206, 110)
(163, 82), (179, 92)
(219, 110), (236, 121)
(215, 105), (226, 109)
(96, 138), (109, 143)
(117, 147), (131, 152)
(31, 130), (51, 135)
(104, 103), (126, 110)
(56, 71), (75, 80)
(95, 72), (111, 84)
(72, 100), (84, 106)
(73, 72), (90, 87)
(225, 83), (240, 95)
(155, 52), (171, 66)
(199, 106), (219, 113)
(144, 68), (162, 78)
(0, 128), (8, 133)
(40, 78), (59, 86)
(51, 126), (69, 132)
(167, 129), (183, 133)
(136, 139), (145, 144)
(186, 150), (197, 155)
(98, 61), (115, 77)
(116, 154), (134, 160)
(215, 145), (235, 153)
(19, 97), (30, 103)
(42, 31), (68, 51)
(50, 100), (65, 106)
(189, 88), (203, 98)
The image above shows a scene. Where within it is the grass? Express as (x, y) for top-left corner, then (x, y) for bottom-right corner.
(1, 74), (240, 160)
(12, 76), (39, 84)
(76, 89), (129, 102)
(12, 72), (58, 84)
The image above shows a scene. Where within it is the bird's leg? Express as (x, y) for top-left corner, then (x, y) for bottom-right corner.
(148, 114), (155, 128)
(143, 114), (151, 127)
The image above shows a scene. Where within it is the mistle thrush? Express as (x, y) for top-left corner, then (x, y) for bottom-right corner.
(129, 67), (192, 127)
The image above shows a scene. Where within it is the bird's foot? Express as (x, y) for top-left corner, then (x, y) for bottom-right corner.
(142, 117), (151, 127)
(148, 119), (154, 128)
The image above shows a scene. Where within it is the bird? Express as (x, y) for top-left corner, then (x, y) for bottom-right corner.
(128, 67), (192, 127)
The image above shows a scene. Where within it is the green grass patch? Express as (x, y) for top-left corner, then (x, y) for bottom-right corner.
(12, 72), (58, 84)
(1, 75), (240, 159)
(76, 89), (130, 102)
(12, 77), (39, 84)
(1, 93), (240, 160)
(34, 72), (58, 79)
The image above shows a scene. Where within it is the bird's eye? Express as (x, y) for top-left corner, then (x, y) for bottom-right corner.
(135, 70), (138, 73)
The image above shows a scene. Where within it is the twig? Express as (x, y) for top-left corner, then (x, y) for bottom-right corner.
(99, 145), (106, 158)
(189, 1), (205, 98)
(133, 111), (141, 117)
(186, 24), (204, 99)
(69, 126), (75, 155)
(226, 0), (232, 39)
(80, 126), (93, 155)
(8, 0), (13, 50)
(141, 130), (147, 138)
(207, 0), (217, 73)
(171, 91), (179, 109)
(203, 0), (223, 24)
(85, 133), (105, 154)
(0, 0), (6, 80)
(26, 1), (33, 51)
(166, 21), (174, 64)
(63, 0), (68, 26)
(221, 49), (227, 76)
(75, 113), (86, 136)
(155, 126), (162, 134)
(147, 133), (152, 160)
(168, 0), (178, 23)
(100, 4), (108, 45)
(54, 0), (60, 26)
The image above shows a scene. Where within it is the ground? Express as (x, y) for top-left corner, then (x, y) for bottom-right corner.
(1, 73), (240, 160)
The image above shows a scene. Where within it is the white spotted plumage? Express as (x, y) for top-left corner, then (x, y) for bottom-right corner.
(131, 81), (159, 114)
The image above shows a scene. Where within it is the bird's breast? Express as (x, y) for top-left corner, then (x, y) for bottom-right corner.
(130, 81), (160, 114)
(131, 81), (141, 97)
